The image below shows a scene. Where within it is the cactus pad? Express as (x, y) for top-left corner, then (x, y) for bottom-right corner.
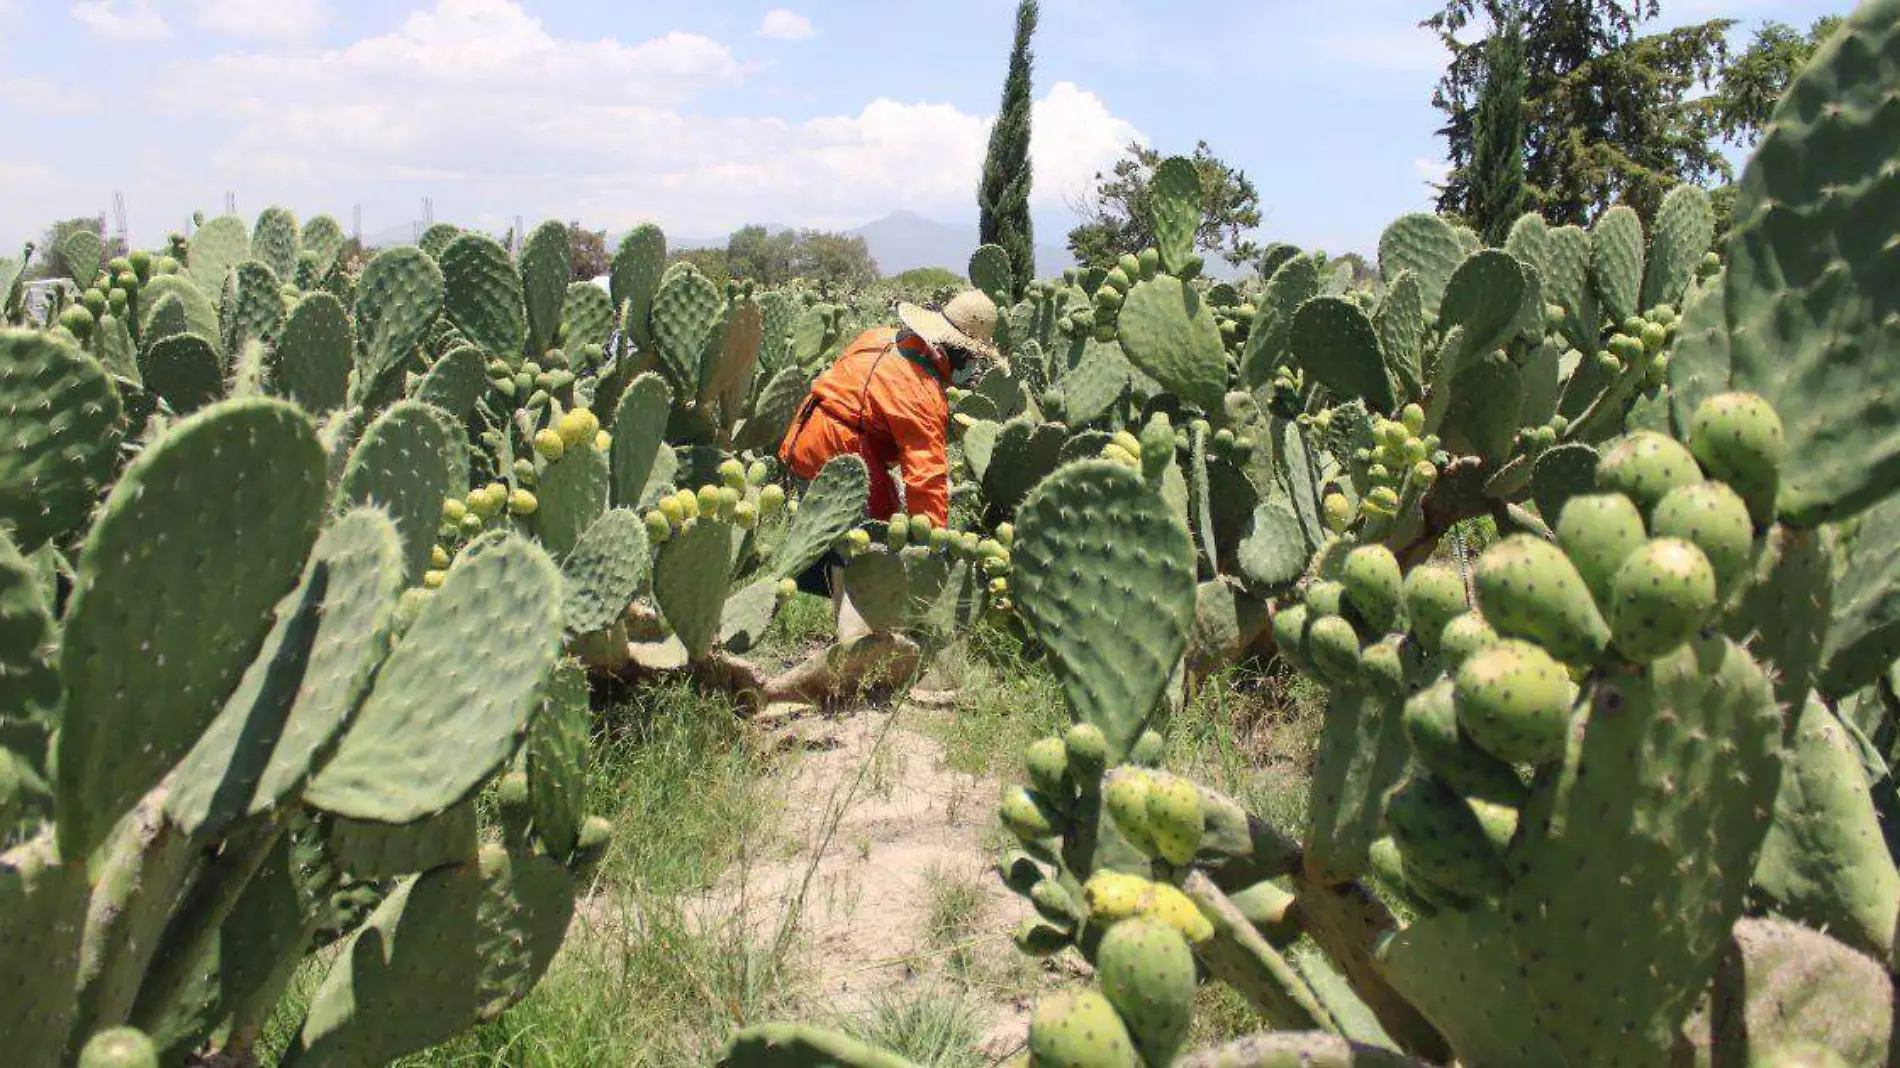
(1, 835), (91, 1067)
(1148, 156), (1202, 275)
(1725, 0), (1900, 524)
(275, 292), (354, 413)
(1643, 184), (1715, 312)
(0, 330), (123, 551)
(610, 372), (672, 507)
(335, 401), (466, 582)
(771, 455), (868, 580)
(1290, 297), (1395, 411)
(1438, 250), (1527, 358)
(528, 658), (590, 861)
(354, 247), (445, 393)
(611, 225), (667, 351)
(1117, 275), (1228, 412)
(165, 510), (405, 837)
(304, 535), (562, 822)
(57, 398), (325, 858)
(1027, 986), (1142, 1068)
(1097, 917), (1196, 1065)
(651, 264), (722, 391)
(1305, 688), (1411, 885)
(187, 215), (250, 294)
(1012, 460), (1196, 760)
(653, 518), (736, 661)
(561, 508), (650, 634)
(1590, 205), (1646, 326)
(143, 332), (224, 414)
(534, 444), (610, 560)
(440, 233), (528, 361)
(520, 220), (571, 355)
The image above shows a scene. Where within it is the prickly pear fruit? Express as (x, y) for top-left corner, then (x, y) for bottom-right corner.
(1001, 786), (1060, 843)
(441, 496), (467, 523)
(884, 519), (909, 550)
(1027, 988), (1141, 1068)
(1142, 882), (1214, 943)
(559, 408), (600, 447)
(1649, 482), (1753, 595)
(1305, 580), (1345, 619)
(759, 484), (786, 514)
(78, 1027), (158, 1068)
(1438, 613), (1498, 668)
(1129, 729), (1165, 767)
(1596, 430), (1704, 517)
(747, 460), (770, 485)
(1096, 918), (1196, 1067)
(1104, 768), (1158, 853)
(718, 458), (747, 490)
(533, 427), (565, 461)
(1341, 543), (1403, 633)
(1384, 774), (1509, 898)
(1030, 878), (1084, 927)
(1352, 632), (1401, 693)
(1454, 639), (1575, 765)
(1687, 392), (1783, 526)
(1556, 493), (1648, 607)
(1323, 492), (1354, 533)
(1608, 537), (1718, 662)
(1473, 535), (1611, 666)
(776, 577), (797, 600)
(1064, 723), (1108, 779)
(1404, 563), (1467, 654)
(1145, 773), (1205, 865)
(1308, 614), (1362, 685)
(1084, 872), (1152, 922)
(1271, 603), (1314, 674)
(1402, 679), (1528, 805)
(732, 501), (758, 529)
(697, 484), (723, 517)
(1025, 737), (1069, 799)
(508, 488), (538, 516)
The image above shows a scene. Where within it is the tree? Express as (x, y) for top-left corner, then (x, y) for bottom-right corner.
(667, 247), (730, 280)
(978, 0), (1039, 299)
(1424, 1), (1734, 224)
(1067, 141), (1262, 270)
(1466, 4), (1530, 245)
(726, 225), (798, 285)
(791, 230), (879, 288)
(567, 222), (610, 282)
(28, 216), (125, 282)
(1702, 16), (1843, 148)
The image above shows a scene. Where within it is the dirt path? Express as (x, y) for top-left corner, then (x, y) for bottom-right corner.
(698, 699), (1069, 1062)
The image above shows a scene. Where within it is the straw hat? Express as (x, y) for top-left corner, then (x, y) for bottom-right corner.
(897, 290), (1005, 369)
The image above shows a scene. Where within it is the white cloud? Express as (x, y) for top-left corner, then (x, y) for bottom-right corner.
(1413, 157), (1452, 186)
(71, 0), (171, 40)
(3, 77), (102, 117)
(130, 0), (1141, 241)
(191, 0), (329, 40)
(757, 8), (815, 40)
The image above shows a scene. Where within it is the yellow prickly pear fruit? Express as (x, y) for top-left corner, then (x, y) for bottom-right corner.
(658, 496), (684, 524)
(697, 484), (722, 517)
(1112, 430), (1142, 456)
(718, 458), (748, 489)
(441, 496), (467, 523)
(429, 545), (451, 569)
(848, 528), (872, 552)
(732, 501), (758, 529)
(1323, 492), (1354, 532)
(758, 484), (786, 514)
(1400, 403), (1426, 436)
(675, 488), (700, 520)
(422, 569), (447, 590)
(645, 510), (672, 543)
(508, 488), (538, 516)
(558, 407), (599, 447)
(1102, 442), (1140, 468)
(716, 485), (742, 516)
(995, 521), (1014, 548)
(988, 576), (1009, 595)
(533, 427), (565, 461)
(1000, 785), (1059, 843)
(1142, 883), (1214, 944)
(1104, 768), (1157, 852)
(1144, 773), (1205, 865)
(594, 431), (612, 452)
(1084, 872), (1152, 922)
(776, 577), (797, 599)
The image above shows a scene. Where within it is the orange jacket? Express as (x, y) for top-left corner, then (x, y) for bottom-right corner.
(778, 327), (951, 527)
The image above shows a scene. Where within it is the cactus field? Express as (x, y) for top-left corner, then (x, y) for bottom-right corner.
(8, 0), (1900, 1064)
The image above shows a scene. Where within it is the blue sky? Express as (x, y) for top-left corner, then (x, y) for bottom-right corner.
(0, 0), (1855, 261)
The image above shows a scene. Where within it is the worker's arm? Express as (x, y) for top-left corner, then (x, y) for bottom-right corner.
(884, 384), (951, 528)
(865, 457), (902, 522)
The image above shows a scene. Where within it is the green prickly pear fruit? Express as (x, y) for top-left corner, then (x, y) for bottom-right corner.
(1400, 403), (1426, 436)
(78, 1027), (158, 1068)
(1649, 481), (1753, 595)
(1015, 918), (1074, 957)
(60, 305), (95, 340)
(1404, 563), (1467, 655)
(1365, 486), (1401, 514)
(1096, 918), (1196, 1067)
(572, 815), (614, 875)
(1640, 321), (1670, 354)
(1402, 679), (1528, 805)
(1596, 430), (1704, 518)
(1139, 417), (1174, 481)
(1137, 247), (1160, 278)
(1027, 988), (1141, 1068)
(759, 484), (786, 515)
(1104, 267), (1132, 292)
(1145, 773), (1204, 865)
(1105, 768), (1158, 853)
(1025, 737), (1069, 799)
(1117, 253), (1142, 279)
(959, 531), (980, 557)
(522, 361), (545, 378)
(1341, 544), (1403, 633)
(1473, 535), (1611, 666)
(733, 501), (758, 529)
(1384, 774), (1509, 898)
(1030, 878), (1083, 927)
(1064, 722), (1108, 780)
(1307, 614), (1362, 686)
(928, 526), (952, 552)
(715, 486), (741, 514)
(459, 513), (483, 536)
(1608, 537), (1718, 663)
(441, 496), (467, 523)
(746, 460), (770, 485)
(513, 458), (537, 486)
(1001, 785), (1061, 843)
(1555, 493), (1648, 607)
(429, 545), (451, 569)
(466, 486), (499, 519)
(718, 458), (747, 489)
(1688, 392), (1784, 526)
(1454, 639), (1575, 765)
(697, 484), (723, 517)
(646, 510), (672, 543)
(1304, 580), (1345, 618)
(994, 521), (1014, 548)
(1271, 603), (1314, 674)
(508, 488), (538, 516)
(514, 372), (535, 395)
(908, 513), (933, 543)
(885, 520), (909, 550)
(1129, 729), (1165, 767)
(533, 428), (565, 461)
(1360, 636), (1406, 698)
(1367, 463), (1392, 483)
(1322, 492), (1354, 533)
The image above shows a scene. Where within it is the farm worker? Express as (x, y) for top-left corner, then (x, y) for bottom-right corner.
(763, 290), (1004, 705)
(777, 290), (1004, 529)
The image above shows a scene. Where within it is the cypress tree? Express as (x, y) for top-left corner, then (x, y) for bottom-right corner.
(978, 0), (1039, 300)
(1467, 5), (1530, 245)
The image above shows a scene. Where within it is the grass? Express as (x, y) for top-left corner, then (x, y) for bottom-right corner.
(838, 984), (991, 1068)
